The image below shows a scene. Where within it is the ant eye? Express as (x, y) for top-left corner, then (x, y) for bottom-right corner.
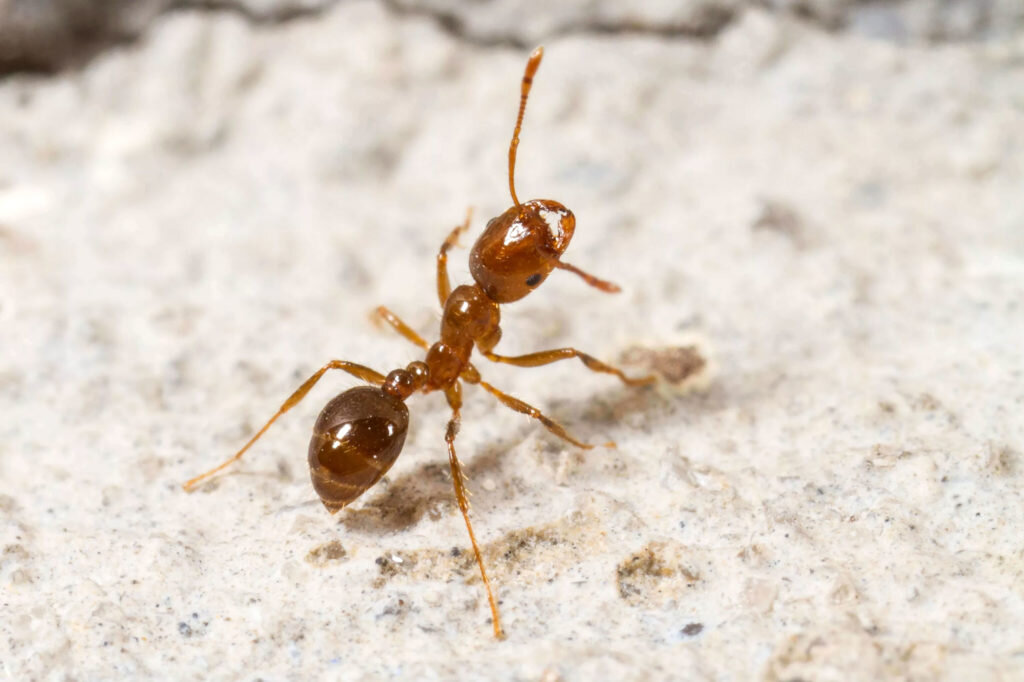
(525, 274), (542, 287)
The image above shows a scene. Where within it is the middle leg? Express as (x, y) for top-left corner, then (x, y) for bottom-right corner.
(471, 378), (607, 450)
(482, 348), (656, 387)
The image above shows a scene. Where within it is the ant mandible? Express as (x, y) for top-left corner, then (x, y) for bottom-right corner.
(183, 46), (655, 639)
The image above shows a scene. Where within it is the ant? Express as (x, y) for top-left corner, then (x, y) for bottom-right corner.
(184, 46), (655, 639)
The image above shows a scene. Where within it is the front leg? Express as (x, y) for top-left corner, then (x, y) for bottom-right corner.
(436, 207), (473, 307)
(374, 305), (429, 350)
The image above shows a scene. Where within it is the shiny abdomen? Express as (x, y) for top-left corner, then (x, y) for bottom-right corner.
(307, 386), (409, 513)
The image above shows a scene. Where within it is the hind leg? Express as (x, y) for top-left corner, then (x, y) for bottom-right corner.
(183, 360), (386, 491)
(443, 383), (504, 639)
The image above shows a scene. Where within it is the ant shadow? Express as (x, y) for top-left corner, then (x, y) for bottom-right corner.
(568, 379), (726, 436)
(333, 380), (723, 537)
(335, 434), (520, 536)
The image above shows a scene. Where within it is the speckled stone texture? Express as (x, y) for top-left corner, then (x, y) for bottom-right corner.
(1, 2), (1023, 680)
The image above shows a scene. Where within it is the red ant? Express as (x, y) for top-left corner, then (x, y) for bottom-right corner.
(184, 47), (655, 639)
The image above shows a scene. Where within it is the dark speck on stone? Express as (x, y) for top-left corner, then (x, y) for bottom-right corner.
(178, 622), (192, 637)
(682, 622), (703, 636)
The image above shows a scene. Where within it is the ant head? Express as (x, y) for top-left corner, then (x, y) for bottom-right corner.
(469, 199), (575, 303)
(468, 47), (620, 305)
(469, 47), (574, 304)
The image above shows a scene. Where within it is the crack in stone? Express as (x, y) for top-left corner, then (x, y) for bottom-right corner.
(0, 0), (1020, 77)
(379, 0), (740, 49)
(170, 0), (334, 24)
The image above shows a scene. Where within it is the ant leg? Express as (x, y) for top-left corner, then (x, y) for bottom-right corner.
(374, 305), (429, 350)
(482, 348), (656, 387)
(444, 384), (504, 639)
(555, 260), (621, 294)
(437, 207), (473, 307)
(460, 362), (481, 384)
(472, 378), (607, 450)
(183, 360), (387, 491)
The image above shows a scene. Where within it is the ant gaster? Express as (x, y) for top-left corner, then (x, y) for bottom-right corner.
(184, 47), (655, 639)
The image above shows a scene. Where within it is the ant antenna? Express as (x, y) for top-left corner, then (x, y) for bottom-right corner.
(508, 46), (544, 209)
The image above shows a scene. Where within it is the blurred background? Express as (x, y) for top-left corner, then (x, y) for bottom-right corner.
(1, 1), (1023, 680)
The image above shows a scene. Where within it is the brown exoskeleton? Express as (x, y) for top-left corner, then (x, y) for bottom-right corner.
(184, 47), (654, 639)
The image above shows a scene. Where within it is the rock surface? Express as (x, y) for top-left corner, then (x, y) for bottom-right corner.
(1, 1), (1022, 679)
